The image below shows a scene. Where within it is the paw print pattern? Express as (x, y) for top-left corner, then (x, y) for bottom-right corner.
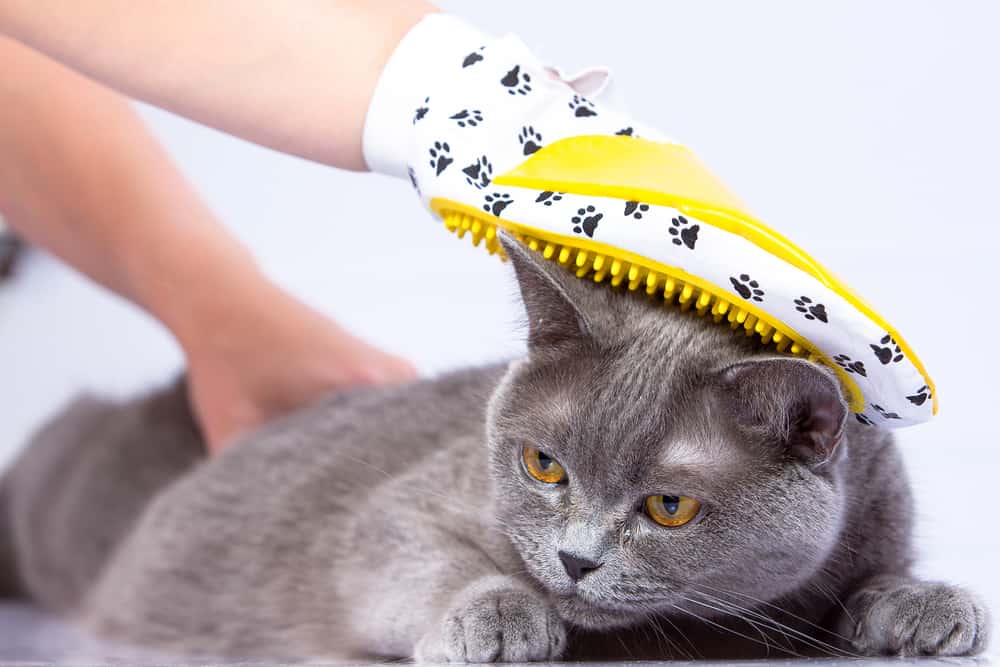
(518, 126), (543, 155)
(482, 193), (513, 217)
(407, 166), (420, 196)
(462, 156), (492, 189)
(793, 296), (828, 323)
(871, 334), (904, 365)
(428, 141), (453, 176)
(501, 66), (532, 95)
(624, 201), (649, 219)
(615, 127), (634, 136)
(873, 404), (901, 420)
(413, 97), (430, 124)
(450, 109), (483, 128)
(569, 94), (597, 117)
(669, 215), (700, 249)
(730, 274), (764, 302)
(834, 354), (868, 377)
(907, 385), (932, 406)
(571, 206), (603, 238)
(855, 413), (876, 426)
(535, 191), (563, 206)
(462, 47), (485, 68)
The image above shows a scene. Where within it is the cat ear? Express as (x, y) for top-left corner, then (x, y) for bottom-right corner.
(500, 233), (592, 348)
(719, 358), (848, 465)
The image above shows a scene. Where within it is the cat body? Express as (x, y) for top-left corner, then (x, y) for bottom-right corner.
(0, 239), (988, 660)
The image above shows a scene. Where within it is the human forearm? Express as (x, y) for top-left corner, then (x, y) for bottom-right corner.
(0, 36), (263, 346)
(0, 0), (437, 170)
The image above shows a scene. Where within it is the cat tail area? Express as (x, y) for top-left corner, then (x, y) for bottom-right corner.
(0, 378), (206, 610)
(0, 469), (22, 597)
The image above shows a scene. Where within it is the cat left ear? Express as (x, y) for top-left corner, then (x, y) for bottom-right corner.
(719, 358), (848, 465)
(500, 233), (591, 349)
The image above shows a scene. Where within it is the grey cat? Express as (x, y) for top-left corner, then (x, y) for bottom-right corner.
(0, 237), (989, 661)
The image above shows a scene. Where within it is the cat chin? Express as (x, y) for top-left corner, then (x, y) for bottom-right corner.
(552, 594), (648, 629)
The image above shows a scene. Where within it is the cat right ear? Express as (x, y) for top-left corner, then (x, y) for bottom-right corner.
(500, 233), (592, 348)
(719, 357), (849, 466)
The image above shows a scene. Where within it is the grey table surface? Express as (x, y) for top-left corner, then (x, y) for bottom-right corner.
(0, 602), (994, 667)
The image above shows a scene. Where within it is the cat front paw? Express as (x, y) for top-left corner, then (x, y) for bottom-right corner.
(847, 581), (989, 656)
(414, 575), (566, 663)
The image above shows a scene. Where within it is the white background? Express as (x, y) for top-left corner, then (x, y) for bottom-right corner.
(2, 0), (998, 657)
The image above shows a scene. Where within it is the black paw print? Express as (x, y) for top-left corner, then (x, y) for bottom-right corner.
(669, 215), (700, 250)
(834, 354), (868, 377)
(870, 334), (904, 364)
(535, 191), (564, 206)
(462, 47), (485, 68)
(615, 126), (634, 136)
(413, 97), (430, 124)
(793, 296), (828, 323)
(518, 126), (543, 155)
(407, 166), (420, 196)
(624, 201), (650, 219)
(428, 141), (453, 176)
(571, 206), (603, 238)
(450, 109), (483, 128)
(855, 413), (876, 426)
(730, 274), (764, 302)
(462, 156), (492, 189)
(482, 192), (513, 217)
(906, 385), (932, 406)
(501, 65), (532, 95)
(873, 404), (901, 420)
(569, 94), (597, 117)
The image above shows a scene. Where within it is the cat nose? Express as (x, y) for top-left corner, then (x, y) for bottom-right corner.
(558, 550), (602, 582)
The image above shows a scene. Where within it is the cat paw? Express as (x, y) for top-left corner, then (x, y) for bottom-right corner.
(414, 576), (566, 663)
(847, 581), (989, 656)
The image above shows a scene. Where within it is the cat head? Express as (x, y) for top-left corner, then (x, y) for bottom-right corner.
(486, 235), (850, 629)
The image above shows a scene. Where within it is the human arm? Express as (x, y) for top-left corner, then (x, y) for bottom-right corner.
(0, 36), (415, 451)
(0, 0), (437, 170)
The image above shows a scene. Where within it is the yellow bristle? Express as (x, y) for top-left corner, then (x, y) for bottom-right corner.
(543, 242), (556, 259)
(646, 272), (660, 295)
(558, 247), (571, 264)
(576, 250), (589, 268)
(527, 237), (539, 252)
(471, 220), (485, 245)
(663, 278), (677, 298)
(790, 343), (803, 355)
(696, 291), (712, 315)
(611, 263), (628, 287)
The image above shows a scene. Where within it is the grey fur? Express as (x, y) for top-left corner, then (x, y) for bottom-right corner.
(0, 237), (989, 660)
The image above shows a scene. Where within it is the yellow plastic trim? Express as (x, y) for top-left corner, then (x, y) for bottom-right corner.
(490, 135), (936, 415)
(431, 197), (866, 413)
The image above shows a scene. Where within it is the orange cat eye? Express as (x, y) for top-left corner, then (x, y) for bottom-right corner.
(644, 495), (701, 527)
(522, 446), (567, 484)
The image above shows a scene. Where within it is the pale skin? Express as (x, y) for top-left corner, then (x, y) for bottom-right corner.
(0, 0), (442, 451)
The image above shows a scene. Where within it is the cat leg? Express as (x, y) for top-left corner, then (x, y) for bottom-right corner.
(343, 507), (566, 663)
(838, 574), (989, 656)
(412, 574), (566, 663)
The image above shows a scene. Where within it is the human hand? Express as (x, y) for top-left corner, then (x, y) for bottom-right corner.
(179, 278), (416, 454)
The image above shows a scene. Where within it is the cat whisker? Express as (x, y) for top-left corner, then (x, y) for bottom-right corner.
(680, 594), (776, 655)
(684, 589), (859, 658)
(689, 581), (855, 645)
(669, 602), (805, 658)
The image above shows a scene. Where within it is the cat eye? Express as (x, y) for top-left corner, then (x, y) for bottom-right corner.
(644, 495), (701, 527)
(522, 446), (567, 484)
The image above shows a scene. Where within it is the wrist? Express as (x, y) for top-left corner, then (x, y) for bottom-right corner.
(129, 229), (270, 355)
